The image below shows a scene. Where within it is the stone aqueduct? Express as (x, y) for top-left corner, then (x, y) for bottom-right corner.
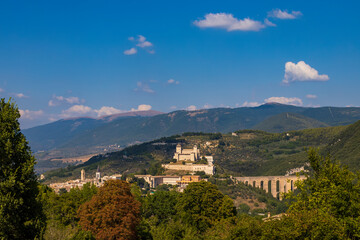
(234, 175), (306, 199)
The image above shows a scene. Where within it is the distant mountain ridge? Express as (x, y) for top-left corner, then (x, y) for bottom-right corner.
(23, 104), (360, 164)
(253, 112), (329, 133)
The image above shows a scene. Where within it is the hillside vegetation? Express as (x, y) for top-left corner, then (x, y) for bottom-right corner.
(44, 123), (349, 183)
(253, 112), (329, 133)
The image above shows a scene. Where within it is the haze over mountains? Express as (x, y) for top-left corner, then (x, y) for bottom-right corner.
(23, 103), (360, 168)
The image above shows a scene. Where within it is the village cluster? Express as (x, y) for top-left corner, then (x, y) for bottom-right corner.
(49, 144), (215, 193)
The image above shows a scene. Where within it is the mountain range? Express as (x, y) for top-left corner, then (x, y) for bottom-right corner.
(23, 103), (360, 170)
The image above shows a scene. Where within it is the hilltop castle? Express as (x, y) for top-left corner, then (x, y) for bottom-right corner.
(163, 144), (215, 175)
(173, 144), (200, 162)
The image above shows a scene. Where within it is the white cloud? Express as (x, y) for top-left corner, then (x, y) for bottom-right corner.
(203, 104), (213, 109)
(126, 35), (153, 54)
(167, 79), (179, 84)
(268, 9), (302, 19)
(264, 97), (303, 106)
(135, 81), (155, 93)
(0, 88), (4, 93)
(264, 18), (276, 27)
(48, 95), (81, 106)
(186, 105), (197, 111)
(94, 106), (124, 117)
(60, 105), (93, 118)
(306, 94), (317, 99)
(241, 101), (261, 107)
(136, 35), (153, 48)
(194, 13), (265, 32)
(15, 93), (27, 98)
(137, 41), (153, 48)
(131, 104), (152, 111)
(170, 106), (177, 110)
(19, 109), (44, 120)
(124, 47), (137, 55)
(283, 61), (329, 84)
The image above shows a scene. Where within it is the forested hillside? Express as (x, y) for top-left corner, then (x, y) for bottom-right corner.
(44, 122), (351, 184)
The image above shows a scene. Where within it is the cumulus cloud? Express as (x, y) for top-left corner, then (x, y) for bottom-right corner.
(19, 109), (44, 120)
(14, 93), (28, 98)
(203, 104), (213, 109)
(264, 97), (303, 106)
(125, 35), (154, 55)
(94, 106), (124, 117)
(186, 105), (197, 111)
(131, 104), (152, 111)
(283, 61), (329, 84)
(194, 13), (265, 32)
(60, 105), (93, 118)
(306, 94), (317, 99)
(135, 35), (153, 48)
(170, 106), (177, 110)
(123, 47), (137, 55)
(48, 95), (81, 106)
(241, 101), (261, 107)
(264, 18), (276, 27)
(268, 9), (302, 19)
(135, 81), (155, 93)
(167, 79), (179, 84)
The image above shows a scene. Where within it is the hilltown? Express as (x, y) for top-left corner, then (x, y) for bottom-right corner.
(49, 144), (214, 193)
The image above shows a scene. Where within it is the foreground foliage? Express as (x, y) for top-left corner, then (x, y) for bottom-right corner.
(0, 98), (45, 239)
(78, 180), (141, 240)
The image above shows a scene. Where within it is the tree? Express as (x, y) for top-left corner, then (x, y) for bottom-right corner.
(0, 98), (46, 239)
(176, 181), (236, 231)
(143, 190), (179, 224)
(78, 180), (141, 240)
(284, 148), (360, 238)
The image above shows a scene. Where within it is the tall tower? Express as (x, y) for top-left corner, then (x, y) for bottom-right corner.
(96, 165), (101, 180)
(176, 144), (182, 153)
(81, 169), (85, 181)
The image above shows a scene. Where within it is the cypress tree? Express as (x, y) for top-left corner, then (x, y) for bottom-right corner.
(0, 98), (45, 239)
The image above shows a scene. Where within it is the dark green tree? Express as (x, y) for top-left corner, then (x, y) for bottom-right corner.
(0, 98), (45, 239)
(176, 181), (236, 232)
(143, 190), (179, 224)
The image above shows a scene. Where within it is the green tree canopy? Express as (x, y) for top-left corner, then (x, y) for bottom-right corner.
(285, 148), (360, 238)
(0, 98), (45, 239)
(176, 181), (236, 232)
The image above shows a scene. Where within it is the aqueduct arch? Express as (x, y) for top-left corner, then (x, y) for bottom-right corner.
(234, 175), (306, 199)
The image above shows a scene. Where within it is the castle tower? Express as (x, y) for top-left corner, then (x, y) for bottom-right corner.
(193, 145), (199, 158)
(176, 144), (182, 154)
(81, 169), (85, 181)
(96, 165), (101, 180)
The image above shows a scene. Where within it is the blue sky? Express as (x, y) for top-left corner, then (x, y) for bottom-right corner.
(0, 0), (359, 128)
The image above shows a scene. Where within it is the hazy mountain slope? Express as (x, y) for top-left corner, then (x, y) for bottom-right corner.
(253, 112), (329, 133)
(23, 110), (163, 152)
(301, 107), (360, 126)
(60, 104), (306, 149)
(22, 118), (102, 152)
